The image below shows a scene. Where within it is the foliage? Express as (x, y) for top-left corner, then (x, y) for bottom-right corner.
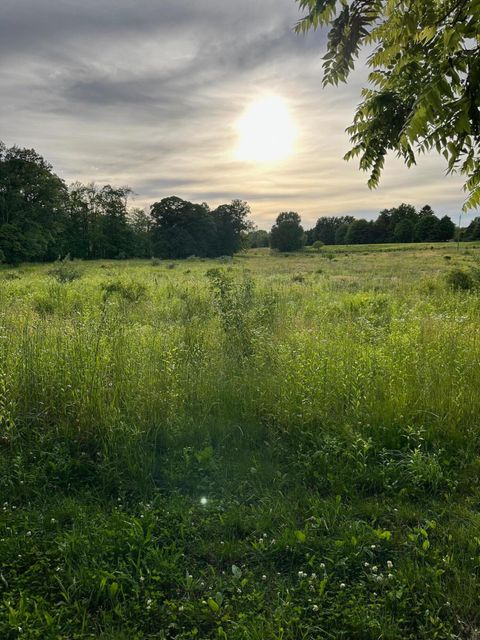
(1, 248), (480, 637)
(0, 143), (67, 263)
(48, 255), (83, 283)
(312, 204), (456, 245)
(270, 211), (305, 251)
(295, 0), (480, 209)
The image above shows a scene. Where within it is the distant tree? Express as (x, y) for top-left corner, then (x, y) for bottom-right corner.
(463, 217), (480, 241)
(335, 224), (349, 245)
(129, 208), (152, 258)
(313, 216), (354, 244)
(345, 219), (375, 244)
(150, 196), (217, 259)
(270, 211), (305, 252)
(0, 142), (67, 263)
(436, 215), (456, 241)
(374, 204), (417, 243)
(212, 199), (253, 256)
(97, 185), (133, 258)
(415, 213), (441, 242)
(312, 240), (324, 252)
(246, 229), (269, 248)
(393, 218), (415, 243)
(295, 0), (480, 210)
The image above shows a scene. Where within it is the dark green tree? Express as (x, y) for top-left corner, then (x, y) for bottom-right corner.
(270, 211), (305, 252)
(295, 0), (480, 209)
(312, 215), (354, 244)
(129, 208), (152, 258)
(345, 219), (375, 244)
(436, 215), (456, 241)
(393, 218), (415, 243)
(150, 196), (217, 259)
(246, 229), (270, 248)
(0, 142), (67, 263)
(212, 199), (253, 256)
(415, 213), (441, 241)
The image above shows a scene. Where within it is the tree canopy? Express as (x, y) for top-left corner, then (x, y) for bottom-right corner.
(270, 211), (305, 251)
(295, 0), (480, 209)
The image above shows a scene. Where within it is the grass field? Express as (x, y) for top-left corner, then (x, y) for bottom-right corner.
(2, 244), (480, 639)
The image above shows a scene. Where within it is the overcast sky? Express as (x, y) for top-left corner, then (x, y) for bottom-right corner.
(1, 0), (471, 228)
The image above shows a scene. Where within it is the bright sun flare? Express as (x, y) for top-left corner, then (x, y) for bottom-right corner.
(235, 96), (296, 164)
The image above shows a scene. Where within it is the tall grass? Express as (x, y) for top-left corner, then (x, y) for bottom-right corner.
(1, 247), (480, 638)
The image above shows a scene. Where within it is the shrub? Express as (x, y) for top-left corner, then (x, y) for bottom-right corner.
(445, 268), (475, 291)
(48, 256), (83, 283)
(101, 279), (148, 303)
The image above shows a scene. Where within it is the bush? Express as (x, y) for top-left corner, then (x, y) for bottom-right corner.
(445, 268), (475, 291)
(48, 256), (83, 283)
(101, 279), (148, 303)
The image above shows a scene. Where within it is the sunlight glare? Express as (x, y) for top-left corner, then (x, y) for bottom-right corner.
(235, 95), (296, 164)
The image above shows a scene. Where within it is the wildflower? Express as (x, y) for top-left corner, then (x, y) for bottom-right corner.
(298, 570), (306, 578)
(319, 563), (325, 570)
(372, 566), (378, 573)
(200, 497), (208, 505)
(364, 562), (369, 568)
(146, 598), (152, 609)
(340, 583), (346, 589)
(26, 531), (31, 536)
(388, 573), (394, 579)
(262, 575), (267, 580)
(386, 560), (393, 569)
(312, 604), (319, 611)
(311, 573), (317, 579)
(140, 576), (145, 583)
(370, 544), (376, 549)
(179, 605), (184, 612)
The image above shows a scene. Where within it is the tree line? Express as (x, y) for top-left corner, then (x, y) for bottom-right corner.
(0, 143), (252, 264)
(0, 141), (471, 264)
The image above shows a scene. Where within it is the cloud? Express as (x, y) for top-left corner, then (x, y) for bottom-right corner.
(0, 0), (468, 229)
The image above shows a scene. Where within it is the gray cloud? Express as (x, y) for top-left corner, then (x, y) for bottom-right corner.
(0, 0), (470, 229)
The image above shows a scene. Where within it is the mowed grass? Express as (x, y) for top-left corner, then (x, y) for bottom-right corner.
(1, 244), (480, 639)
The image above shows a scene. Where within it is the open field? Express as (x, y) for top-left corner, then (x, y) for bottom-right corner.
(2, 244), (480, 639)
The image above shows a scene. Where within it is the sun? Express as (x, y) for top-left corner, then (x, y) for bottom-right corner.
(235, 95), (296, 164)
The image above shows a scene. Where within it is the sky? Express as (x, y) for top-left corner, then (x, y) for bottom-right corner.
(1, 0), (472, 229)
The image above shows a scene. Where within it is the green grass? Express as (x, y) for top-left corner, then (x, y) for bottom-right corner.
(1, 245), (480, 639)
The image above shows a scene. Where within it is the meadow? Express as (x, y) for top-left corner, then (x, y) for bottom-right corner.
(1, 243), (480, 639)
